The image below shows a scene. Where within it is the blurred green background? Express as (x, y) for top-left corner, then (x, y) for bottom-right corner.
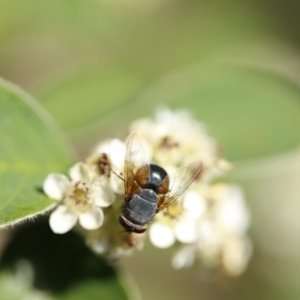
(1, 0), (300, 299)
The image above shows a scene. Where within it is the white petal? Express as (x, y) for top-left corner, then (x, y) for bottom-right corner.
(110, 175), (124, 194)
(105, 139), (126, 170)
(198, 220), (216, 245)
(217, 185), (250, 234)
(183, 191), (206, 219)
(197, 220), (222, 263)
(69, 162), (94, 183)
(79, 207), (104, 230)
(175, 220), (198, 243)
(222, 237), (252, 276)
(172, 246), (195, 269)
(92, 181), (116, 207)
(43, 173), (70, 200)
(149, 222), (175, 248)
(49, 205), (77, 234)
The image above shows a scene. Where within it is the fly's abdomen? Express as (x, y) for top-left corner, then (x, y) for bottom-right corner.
(124, 189), (157, 225)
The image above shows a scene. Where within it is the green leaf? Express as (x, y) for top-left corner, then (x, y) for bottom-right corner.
(39, 68), (149, 132)
(0, 78), (74, 227)
(97, 63), (300, 162)
(0, 219), (132, 300)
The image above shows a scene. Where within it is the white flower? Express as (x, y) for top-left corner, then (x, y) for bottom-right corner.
(221, 237), (253, 276)
(149, 222), (176, 248)
(215, 185), (251, 235)
(149, 190), (206, 248)
(194, 184), (252, 272)
(148, 181), (252, 276)
(174, 191), (206, 244)
(197, 220), (222, 267)
(172, 246), (196, 269)
(43, 162), (115, 234)
(174, 219), (199, 244)
(86, 138), (126, 194)
(129, 108), (227, 179)
(182, 190), (206, 219)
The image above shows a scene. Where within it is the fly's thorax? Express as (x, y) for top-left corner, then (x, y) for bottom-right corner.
(142, 164), (169, 194)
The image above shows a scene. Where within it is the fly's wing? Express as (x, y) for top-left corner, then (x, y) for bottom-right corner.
(124, 133), (151, 201)
(156, 161), (202, 212)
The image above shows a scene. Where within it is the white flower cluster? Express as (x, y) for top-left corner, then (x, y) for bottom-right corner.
(43, 108), (252, 276)
(171, 184), (252, 276)
(129, 108), (252, 277)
